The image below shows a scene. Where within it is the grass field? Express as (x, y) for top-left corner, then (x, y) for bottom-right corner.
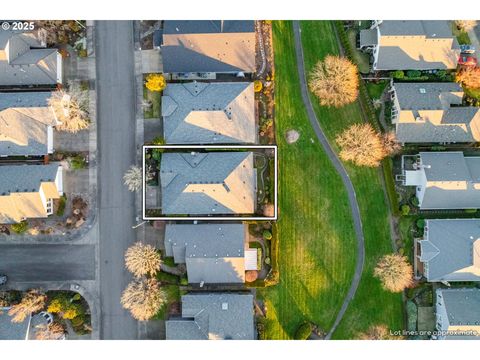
(299, 20), (404, 338)
(257, 21), (357, 339)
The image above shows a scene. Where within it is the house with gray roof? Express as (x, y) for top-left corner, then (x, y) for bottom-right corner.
(0, 30), (62, 86)
(166, 293), (255, 340)
(160, 151), (256, 215)
(416, 219), (480, 282)
(162, 82), (256, 144)
(0, 307), (30, 340)
(164, 223), (258, 284)
(435, 288), (480, 339)
(0, 163), (63, 223)
(391, 83), (480, 144)
(162, 21), (255, 75)
(360, 21), (460, 71)
(402, 152), (480, 209)
(0, 92), (58, 156)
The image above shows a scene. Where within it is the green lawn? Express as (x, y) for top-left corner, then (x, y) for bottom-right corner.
(299, 20), (404, 339)
(366, 80), (388, 100)
(452, 22), (471, 45)
(347, 29), (370, 74)
(258, 21), (357, 339)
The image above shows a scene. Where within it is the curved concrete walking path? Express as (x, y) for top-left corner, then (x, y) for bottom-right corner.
(292, 21), (365, 339)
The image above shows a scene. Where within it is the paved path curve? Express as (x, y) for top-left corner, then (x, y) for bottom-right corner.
(292, 21), (365, 339)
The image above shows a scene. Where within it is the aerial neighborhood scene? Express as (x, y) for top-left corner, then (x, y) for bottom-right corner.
(1, 6), (480, 352)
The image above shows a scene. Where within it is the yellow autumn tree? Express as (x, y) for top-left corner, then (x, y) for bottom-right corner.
(145, 74), (166, 92)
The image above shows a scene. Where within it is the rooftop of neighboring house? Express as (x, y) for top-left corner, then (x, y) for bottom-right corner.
(414, 152), (480, 209)
(162, 82), (256, 144)
(436, 288), (480, 339)
(165, 293), (255, 340)
(160, 151), (255, 215)
(393, 82), (480, 143)
(161, 20), (255, 74)
(419, 219), (480, 282)
(361, 20), (460, 70)
(0, 91), (57, 156)
(0, 30), (61, 86)
(0, 308), (30, 340)
(0, 163), (62, 224)
(164, 223), (247, 283)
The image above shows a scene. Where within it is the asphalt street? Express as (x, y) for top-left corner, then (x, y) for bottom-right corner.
(0, 244), (95, 282)
(95, 20), (138, 340)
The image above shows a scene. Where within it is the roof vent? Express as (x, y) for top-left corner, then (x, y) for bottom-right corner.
(419, 88), (426, 94)
(222, 302), (228, 310)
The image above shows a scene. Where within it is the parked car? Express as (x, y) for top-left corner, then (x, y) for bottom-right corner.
(460, 44), (476, 54)
(0, 275), (7, 285)
(458, 54), (478, 67)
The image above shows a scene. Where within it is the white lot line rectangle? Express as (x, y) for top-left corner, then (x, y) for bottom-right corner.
(142, 145), (278, 221)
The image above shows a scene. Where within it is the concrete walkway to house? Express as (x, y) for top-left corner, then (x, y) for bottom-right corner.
(292, 21), (365, 340)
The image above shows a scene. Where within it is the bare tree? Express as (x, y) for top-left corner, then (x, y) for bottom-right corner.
(121, 279), (166, 321)
(358, 324), (398, 340)
(123, 165), (143, 192)
(382, 131), (401, 156)
(336, 123), (386, 167)
(125, 242), (162, 278)
(309, 55), (359, 107)
(455, 20), (477, 33)
(456, 67), (480, 89)
(34, 322), (66, 340)
(374, 254), (413, 293)
(48, 81), (90, 133)
(8, 289), (46, 323)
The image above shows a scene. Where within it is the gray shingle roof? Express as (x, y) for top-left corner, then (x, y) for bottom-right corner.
(164, 223), (246, 283)
(0, 92), (56, 156)
(162, 20), (255, 73)
(166, 293), (254, 340)
(393, 83), (480, 143)
(418, 152), (480, 209)
(0, 163), (59, 195)
(437, 288), (480, 326)
(162, 82), (256, 144)
(160, 152), (255, 215)
(0, 308), (29, 340)
(373, 20), (460, 70)
(0, 31), (60, 86)
(420, 219), (480, 281)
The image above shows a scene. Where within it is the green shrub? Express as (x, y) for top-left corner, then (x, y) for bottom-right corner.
(411, 196), (419, 207)
(71, 315), (85, 327)
(264, 257), (271, 265)
(392, 70), (404, 79)
(179, 276), (188, 286)
(295, 322), (313, 340)
(436, 70), (447, 79)
(262, 230), (272, 240)
(71, 293), (81, 302)
(406, 70), (422, 78)
(465, 208), (478, 214)
(11, 221), (28, 234)
(401, 204), (410, 216)
(70, 154), (87, 170)
(416, 219), (425, 230)
(56, 195), (67, 216)
(152, 136), (165, 145)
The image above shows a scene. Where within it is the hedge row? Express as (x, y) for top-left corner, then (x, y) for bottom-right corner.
(333, 21), (381, 132)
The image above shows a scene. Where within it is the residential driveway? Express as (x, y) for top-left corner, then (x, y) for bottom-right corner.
(95, 20), (138, 340)
(0, 244), (95, 282)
